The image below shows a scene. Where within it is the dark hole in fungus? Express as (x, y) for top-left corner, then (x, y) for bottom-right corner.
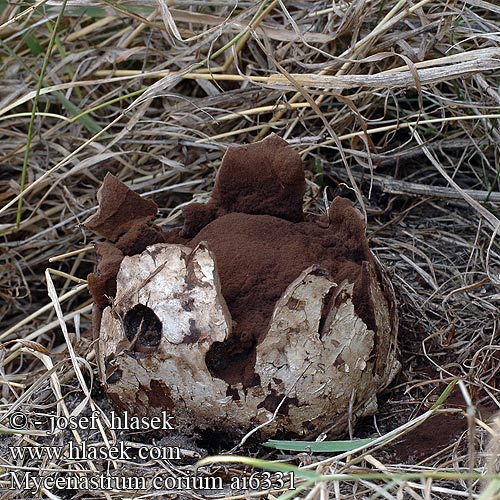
(257, 389), (299, 416)
(123, 304), (162, 352)
(147, 380), (175, 410)
(352, 261), (377, 333)
(318, 284), (338, 340)
(225, 386), (241, 401)
(205, 338), (260, 387)
(106, 367), (122, 385)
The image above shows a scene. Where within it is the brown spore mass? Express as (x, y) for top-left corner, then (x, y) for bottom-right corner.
(188, 206), (373, 386)
(86, 134), (377, 389)
(84, 172), (158, 242)
(210, 135), (305, 222)
(87, 242), (123, 310)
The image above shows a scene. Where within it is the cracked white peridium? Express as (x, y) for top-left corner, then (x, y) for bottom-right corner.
(98, 242), (399, 438)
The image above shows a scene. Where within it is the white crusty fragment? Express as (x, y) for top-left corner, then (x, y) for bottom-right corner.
(254, 266), (378, 434)
(97, 242), (235, 427)
(112, 242), (228, 345)
(256, 266), (338, 385)
(97, 242), (399, 439)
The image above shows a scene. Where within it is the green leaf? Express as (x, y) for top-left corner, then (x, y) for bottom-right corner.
(54, 92), (103, 135)
(17, 0), (71, 227)
(24, 31), (43, 56)
(430, 379), (457, 410)
(263, 437), (376, 453)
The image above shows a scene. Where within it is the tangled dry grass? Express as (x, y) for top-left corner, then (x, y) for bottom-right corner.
(0, 0), (499, 498)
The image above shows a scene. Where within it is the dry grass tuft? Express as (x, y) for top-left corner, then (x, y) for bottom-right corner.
(0, 0), (499, 498)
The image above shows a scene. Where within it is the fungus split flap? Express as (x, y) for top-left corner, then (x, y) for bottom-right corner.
(85, 134), (399, 439)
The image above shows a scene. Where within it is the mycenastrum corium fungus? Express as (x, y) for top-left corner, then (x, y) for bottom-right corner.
(84, 134), (400, 440)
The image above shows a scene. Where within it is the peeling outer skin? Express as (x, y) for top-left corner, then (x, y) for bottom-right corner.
(255, 260), (398, 438)
(99, 242), (399, 439)
(370, 255), (401, 384)
(99, 243), (232, 426)
(83, 172), (158, 242)
(87, 242), (124, 311)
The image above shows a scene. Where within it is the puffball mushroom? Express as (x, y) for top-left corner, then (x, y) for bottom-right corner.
(85, 134), (399, 440)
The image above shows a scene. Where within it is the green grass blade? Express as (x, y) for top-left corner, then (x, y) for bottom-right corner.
(0, 38), (103, 135)
(16, 0), (69, 227)
(263, 437), (377, 453)
(430, 379), (457, 410)
(54, 93), (103, 135)
(24, 32), (43, 55)
(477, 479), (500, 500)
(275, 480), (316, 500)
